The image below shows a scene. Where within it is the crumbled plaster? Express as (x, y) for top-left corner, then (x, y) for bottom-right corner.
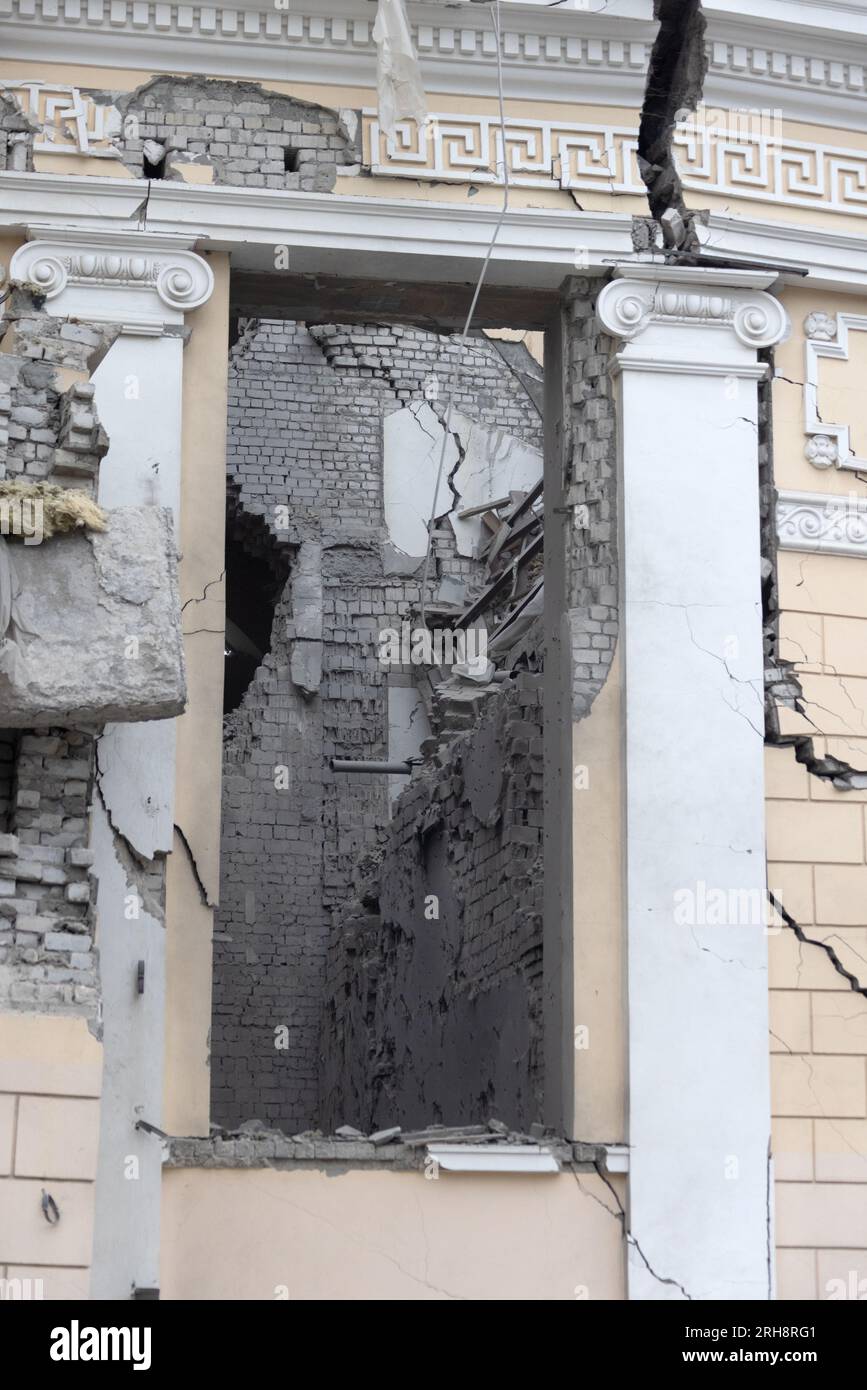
(168, 1122), (576, 1172)
(449, 412), (542, 560)
(4, 508), (186, 726)
(0, 88), (37, 173)
(108, 76), (358, 191)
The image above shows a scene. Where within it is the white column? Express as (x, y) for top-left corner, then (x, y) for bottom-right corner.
(598, 267), (789, 1301)
(10, 230), (213, 1298)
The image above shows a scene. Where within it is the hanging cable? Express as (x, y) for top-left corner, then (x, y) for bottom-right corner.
(418, 0), (511, 628)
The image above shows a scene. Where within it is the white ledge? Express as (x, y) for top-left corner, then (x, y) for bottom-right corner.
(3, 173), (867, 294)
(425, 1143), (561, 1173)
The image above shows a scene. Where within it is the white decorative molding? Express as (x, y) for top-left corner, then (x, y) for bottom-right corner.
(367, 110), (867, 222)
(597, 266), (789, 362)
(2, 81), (122, 158)
(10, 231), (214, 326)
(803, 309), (867, 472)
(7, 72), (867, 224)
(3, 0), (867, 125)
(777, 488), (867, 557)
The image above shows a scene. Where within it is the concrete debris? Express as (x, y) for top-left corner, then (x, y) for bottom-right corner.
(0, 507), (186, 726)
(0, 88), (37, 173)
(448, 414), (542, 560)
(369, 1126), (402, 1146)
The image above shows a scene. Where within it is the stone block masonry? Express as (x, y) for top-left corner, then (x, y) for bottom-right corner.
(211, 318), (543, 1133)
(320, 674), (545, 1134)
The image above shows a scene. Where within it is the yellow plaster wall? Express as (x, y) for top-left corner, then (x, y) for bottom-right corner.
(161, 1165), (625, 1301)
(0, 1013), (102, 1298)
(163, 251), (229, 1138)
(769, 286), (867, 1300)
(571, 649), (626, 1143)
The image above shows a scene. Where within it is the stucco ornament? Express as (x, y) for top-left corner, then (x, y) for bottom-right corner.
(804, 310), (838, 341)
(804, 434), (839, 468)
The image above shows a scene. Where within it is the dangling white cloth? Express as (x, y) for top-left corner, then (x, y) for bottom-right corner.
(373, 0), (428, 145)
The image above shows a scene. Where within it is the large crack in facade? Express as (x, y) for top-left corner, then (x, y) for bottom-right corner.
(637, 0), (708, 251)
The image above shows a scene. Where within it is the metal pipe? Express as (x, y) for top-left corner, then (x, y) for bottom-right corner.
(329, 758), (413, 775)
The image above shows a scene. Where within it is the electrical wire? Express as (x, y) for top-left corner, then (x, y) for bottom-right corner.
(418, 0), (511, 629)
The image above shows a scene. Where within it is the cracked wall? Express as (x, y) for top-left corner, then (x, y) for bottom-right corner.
(637, 0), (708, 250)
(0, 89), (35, 173)
(160, 1161), (625, 1301)
(766, 285), (867, 1300)
(212, 318), (542, 1133)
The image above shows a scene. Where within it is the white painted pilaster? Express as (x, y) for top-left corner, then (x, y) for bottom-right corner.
(10, 229), (213, 1299)
(597, 266), (789, 1301)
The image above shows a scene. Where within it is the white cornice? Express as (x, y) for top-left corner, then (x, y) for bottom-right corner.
(3, 170), (867, 294)
(2, 0), (867, 129)
(0, 171), (635, 288)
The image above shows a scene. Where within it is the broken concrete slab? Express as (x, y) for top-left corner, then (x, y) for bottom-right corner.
(382, 401), (458, 573)
(0, 505), (186, 725)
(448, 412), (542, 560)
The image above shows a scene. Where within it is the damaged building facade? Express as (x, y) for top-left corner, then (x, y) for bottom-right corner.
(0, 0), (866, 1302)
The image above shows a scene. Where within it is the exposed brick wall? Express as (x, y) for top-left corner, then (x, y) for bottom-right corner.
(0, 297), (113, 490)
(115, 77), (357, 190)
(320, 674), (545, 1133)
(563, 278), (619, 719)
(0, 294), (114, 1015)
(0, 731), (98, 1016)
(211, 319), (542, 1132)
(0, 89), (35, 172)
